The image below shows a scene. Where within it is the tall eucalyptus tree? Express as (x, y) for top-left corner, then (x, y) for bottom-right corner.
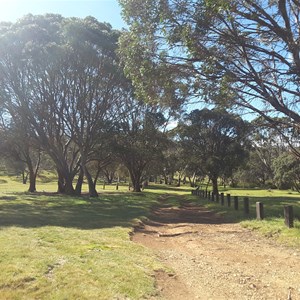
(0, 14), (124, 196)
(178, 109), (249, 194)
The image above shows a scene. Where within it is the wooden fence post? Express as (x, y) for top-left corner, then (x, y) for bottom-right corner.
(244, 197), (250, 214)
(234, 196), (238, 210)
(256, 202), (264, 220)
(220, 193), (224, 206)
(216, 193), (219, 203)
(284, 205), (294, 228)
(226, 194), (231, 207)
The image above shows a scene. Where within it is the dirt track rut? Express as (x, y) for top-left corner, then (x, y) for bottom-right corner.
(132, 198), (300, 300)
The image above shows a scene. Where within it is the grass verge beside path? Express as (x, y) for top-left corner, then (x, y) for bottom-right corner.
(0, 180), (170, 299)
(188, 187), (300, 247)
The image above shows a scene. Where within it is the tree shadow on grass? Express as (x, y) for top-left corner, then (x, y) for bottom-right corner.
(0, 192), (158, 229)
(2, 189), (298, 230)
(148, 204), (228, 225)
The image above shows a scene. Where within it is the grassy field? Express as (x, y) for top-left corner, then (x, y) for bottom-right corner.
(1, 175), (300, 299)
(0, 177), (172, 299)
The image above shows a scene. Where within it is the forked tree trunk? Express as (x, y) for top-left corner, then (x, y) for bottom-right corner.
(104, 170), (115, 184)
(27, 151), (40, 193)
(83, 166), (98, 197)
(128, 169), (142, 192)
(133, 180), (141, 192)
(57, 169), (75, 195)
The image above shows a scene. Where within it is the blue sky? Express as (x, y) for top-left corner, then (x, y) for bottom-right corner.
(0, 0), (126, 29)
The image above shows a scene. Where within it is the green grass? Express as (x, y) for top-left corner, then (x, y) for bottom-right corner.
(189, 187), (300, 247)
(0, 177), (169, 299)
(2, 175), (300, 299)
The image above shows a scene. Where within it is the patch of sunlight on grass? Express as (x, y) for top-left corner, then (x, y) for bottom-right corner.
(241, 219), (300, 247)
(0, 226), (162, 299)
(0, 176), (172, 299)
(146, 183), (192, 196)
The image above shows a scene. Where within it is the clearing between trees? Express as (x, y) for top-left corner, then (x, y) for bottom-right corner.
(133, 195), (300, 300)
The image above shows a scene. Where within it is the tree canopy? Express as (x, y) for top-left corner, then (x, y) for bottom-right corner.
(112, 98), (169, 192)
(0, 14), (124, 196)
(2, 7), (300, 194)
(177, 108), (249, 194)
(119, 0), (300, 127)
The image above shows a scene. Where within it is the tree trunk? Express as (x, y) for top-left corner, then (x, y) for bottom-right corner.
(28, 168), (36, 193)
(75, 168), (84, 195)
(211, 175), (219, 195)
(93, 167), (101, 190)
(64, 176), (75, 195)
(205, 177), (211, 192)
(133, 180), (141, 192)
(26, 151), (40, 193)
(57, 170), (65, 193)
(22, 171), (28, 184)
(105, 172), (114, 184)
(57, 169), (75, 195)
(129, 170), (142, 192)
(163, 174), (168, 184)
(83, 166), (98, 197)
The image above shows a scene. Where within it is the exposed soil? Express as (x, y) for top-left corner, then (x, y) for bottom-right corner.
(132, 195), (300, 300)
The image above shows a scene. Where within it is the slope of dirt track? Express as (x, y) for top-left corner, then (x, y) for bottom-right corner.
(132, 196), (300, 300)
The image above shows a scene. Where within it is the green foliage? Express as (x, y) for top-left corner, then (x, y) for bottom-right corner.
(118, 0), (190, 109)
(272, 152), (300, 191)
(177, 108), (250, 192)
(112, 99), (170, 191)
(119, 0), (300, 133)
(0, 14), (125, 195)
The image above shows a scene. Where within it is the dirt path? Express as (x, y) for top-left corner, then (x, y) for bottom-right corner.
(132, 196), (300, 300)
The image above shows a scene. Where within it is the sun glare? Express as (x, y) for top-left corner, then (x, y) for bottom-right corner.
(0, 1), (33, 22)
